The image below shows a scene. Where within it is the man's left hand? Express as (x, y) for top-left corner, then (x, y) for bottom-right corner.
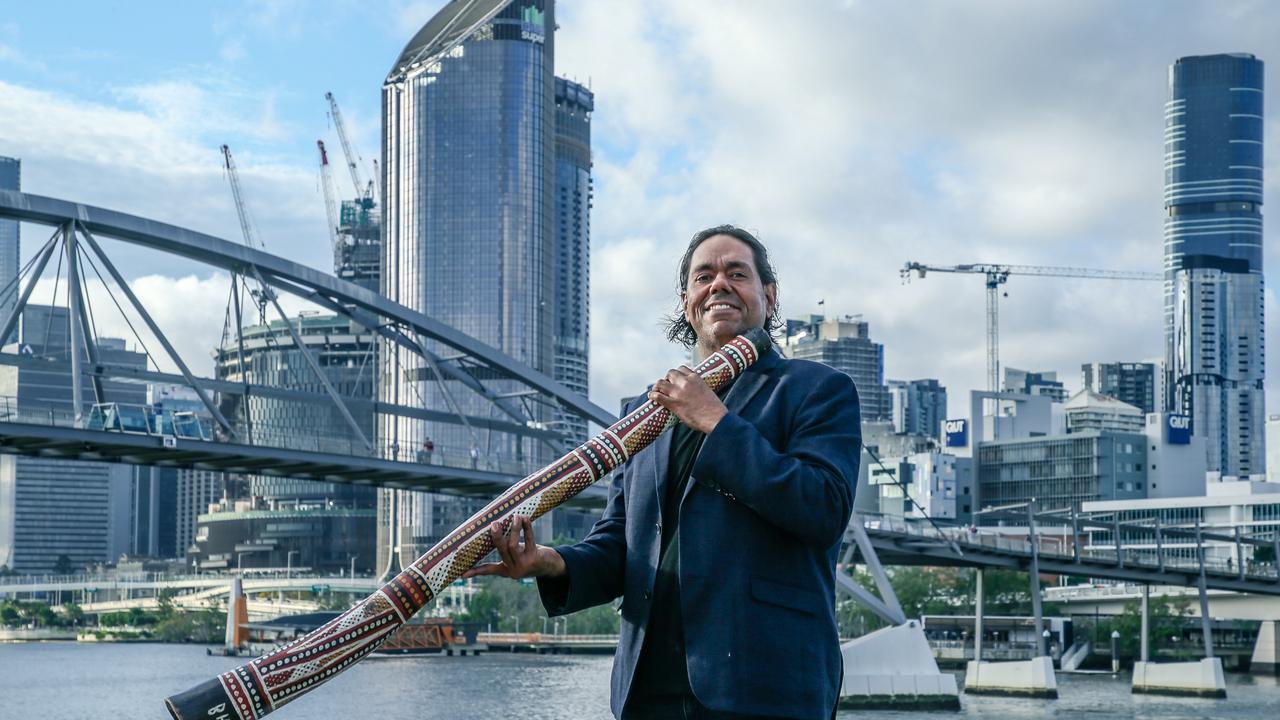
(648, 366), (727, 434)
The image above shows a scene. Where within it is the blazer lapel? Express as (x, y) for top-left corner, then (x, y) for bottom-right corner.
(680, 347), (781, 505)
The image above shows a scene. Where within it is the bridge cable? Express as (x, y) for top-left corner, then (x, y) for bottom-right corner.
(40, 236), (66, 361)
(861, 443), (964, 557)
(76, 237), (160, 371)
(0, 227), (60, 311)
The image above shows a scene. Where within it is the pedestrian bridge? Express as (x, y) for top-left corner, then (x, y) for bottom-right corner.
(0, 190), (613, 505)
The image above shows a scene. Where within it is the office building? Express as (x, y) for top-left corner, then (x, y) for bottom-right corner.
(0, 157), (18, 344)
(205, 314), (376, 573)
(213, 314), (376, 507)
(189, 496), (375, 574)
(1083, 481), (1280, 565)
(1082, 362), (1157, 415)
(1063, 390), (1144, 434)
(0, 306), (145, 572)
(870, 450), (967, 523)
(1003, 368), (1067, 403)
(782, 314), (891, 422)
(1164, 53), (1265, 477)
(977, 430), (1148, 513)
(381, 0), (590, 563)
(889, 378), (947, 440)
(551, 76), (593, 449)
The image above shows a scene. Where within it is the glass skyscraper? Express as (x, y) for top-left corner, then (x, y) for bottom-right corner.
(381, 0), (566, 560)
(1164, 54), (1265, 477)
(0, 157), (19, 345)
(552, 76), (593, 448)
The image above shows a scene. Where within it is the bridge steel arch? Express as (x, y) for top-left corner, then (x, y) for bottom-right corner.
(0, 189), (615, 429)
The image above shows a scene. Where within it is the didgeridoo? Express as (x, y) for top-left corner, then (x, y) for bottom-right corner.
(165, 327), (771, 719)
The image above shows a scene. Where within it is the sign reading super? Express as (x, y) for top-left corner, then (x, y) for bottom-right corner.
(1166, 414), (1192, 445)
(944, 419), (968, 448)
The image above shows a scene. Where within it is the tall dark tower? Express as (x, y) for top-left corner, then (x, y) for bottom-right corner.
(1164, 53), (1265, 478)
(552, 77), (593, 448)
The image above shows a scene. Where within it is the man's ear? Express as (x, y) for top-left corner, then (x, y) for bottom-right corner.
(765, 283), (778, 313)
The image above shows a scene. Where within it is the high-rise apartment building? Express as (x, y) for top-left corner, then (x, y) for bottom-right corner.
(1164, 54), (1265, 478)
(783, 314), (891, 421)
(1082, 362), (1157, 414)
(381, 0), (581, 562)
(551, 77), (593, 448)
(0, 157), (18, 345)
(1003, 368), (1067, 403)
(888, 378), (947, 440)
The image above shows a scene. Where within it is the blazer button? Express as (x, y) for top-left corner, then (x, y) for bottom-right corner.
(655, 521), (662, 532)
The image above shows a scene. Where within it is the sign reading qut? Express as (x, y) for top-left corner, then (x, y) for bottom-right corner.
(1166, 414), (1192, 445)
(943, 419), (968, 448)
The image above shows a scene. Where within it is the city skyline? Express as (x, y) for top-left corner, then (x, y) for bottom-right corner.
(0, 2), (1276, 422)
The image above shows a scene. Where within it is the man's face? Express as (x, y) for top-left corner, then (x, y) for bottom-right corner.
(682, 234), (777, 355)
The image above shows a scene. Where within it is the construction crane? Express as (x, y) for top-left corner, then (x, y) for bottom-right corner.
(316, 140), (342, 264)
(220, 144), (262, 250)
(900, 261), (1162, 394)
(324, 91), (376, 203)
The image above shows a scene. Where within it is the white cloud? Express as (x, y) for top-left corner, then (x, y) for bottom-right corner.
(27, 272), (324, 377)
(557, 0), (1280, 417)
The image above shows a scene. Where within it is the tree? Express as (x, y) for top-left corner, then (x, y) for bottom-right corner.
(0, 601), (20, 626)
(1104, 593), (1192, 662)
(54, 555), (74, 575)
(60, 602), (84, 627)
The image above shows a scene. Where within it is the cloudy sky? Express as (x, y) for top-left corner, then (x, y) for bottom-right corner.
(1, 0), (1278, 420)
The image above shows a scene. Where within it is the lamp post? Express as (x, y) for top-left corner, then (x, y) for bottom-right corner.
(281, 550), (299, 603)
(350, 555), (358, 580)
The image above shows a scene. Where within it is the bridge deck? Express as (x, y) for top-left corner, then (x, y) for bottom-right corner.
(0, 420), (607, 507)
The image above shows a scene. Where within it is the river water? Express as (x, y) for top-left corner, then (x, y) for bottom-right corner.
(0, 643), (1276, 719)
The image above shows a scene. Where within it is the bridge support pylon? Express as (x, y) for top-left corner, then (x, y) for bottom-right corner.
(1251, 620), (1279, 674)
(839, 620), (960, 711)
(964, 507), (1058, 698)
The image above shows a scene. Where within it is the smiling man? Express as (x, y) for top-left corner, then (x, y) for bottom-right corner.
(465, 225), (862, 719)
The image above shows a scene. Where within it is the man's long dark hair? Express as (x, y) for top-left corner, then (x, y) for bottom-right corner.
(663, 224), (783, 349)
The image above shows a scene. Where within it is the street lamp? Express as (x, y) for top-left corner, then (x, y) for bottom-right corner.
(507, 614), (520, 634)
(350, 555), (358, 580)
(287, 550), (299, 579)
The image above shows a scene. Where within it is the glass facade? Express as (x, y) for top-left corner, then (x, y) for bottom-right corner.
(381, 0), (559, 557)
(888, 378), (946, 440)
(213, 314), (377, 508)
(551, 76), (592, 448)
(977, 431), (1148, 513)
(782, 314), (890, 421)
(1081, 361), (1157, 414)
(1164, 54), (1265, 477)
(0, 157), (17, 345)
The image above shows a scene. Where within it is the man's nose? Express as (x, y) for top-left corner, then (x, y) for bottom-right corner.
(708, 272), (732, 294)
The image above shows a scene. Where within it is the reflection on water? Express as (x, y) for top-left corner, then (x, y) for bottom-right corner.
(0, 643), (1275, 720)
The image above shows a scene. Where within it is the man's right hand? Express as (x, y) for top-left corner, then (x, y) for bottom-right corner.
(461, 515), (567, 580)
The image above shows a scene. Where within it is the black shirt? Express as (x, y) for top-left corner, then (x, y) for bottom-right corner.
(630, 376), (733, 700)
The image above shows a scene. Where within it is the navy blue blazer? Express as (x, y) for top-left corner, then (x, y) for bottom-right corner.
(538, 348), (862, 719)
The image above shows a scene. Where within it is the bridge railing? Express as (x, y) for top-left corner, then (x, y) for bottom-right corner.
(859, 513), (1280, 582)
(0, 394), (550, 478)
